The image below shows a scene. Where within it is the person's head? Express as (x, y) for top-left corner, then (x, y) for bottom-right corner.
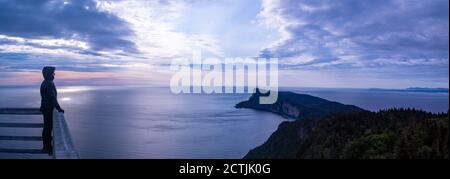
(42, 66), (56, 81)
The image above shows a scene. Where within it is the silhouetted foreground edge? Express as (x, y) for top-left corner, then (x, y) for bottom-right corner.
(0, 108), (79, 159)
(237, 91), (449, 159)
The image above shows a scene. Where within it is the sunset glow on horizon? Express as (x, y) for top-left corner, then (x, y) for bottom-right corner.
(0, 0), (448, 88)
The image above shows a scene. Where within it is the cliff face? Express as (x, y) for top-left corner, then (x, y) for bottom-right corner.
(235, 90), (364, 120)
(238, 90), (449, 159)
(244, 109), (449, 159)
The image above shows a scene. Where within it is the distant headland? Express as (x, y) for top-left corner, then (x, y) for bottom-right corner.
(237, 90), (449, 159)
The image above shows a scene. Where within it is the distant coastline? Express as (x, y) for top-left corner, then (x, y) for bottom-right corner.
(368, 87), (449, 93)
(1, 85), (448, 94)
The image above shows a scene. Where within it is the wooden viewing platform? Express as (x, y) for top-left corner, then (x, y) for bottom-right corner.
(0, 108), (79, 159)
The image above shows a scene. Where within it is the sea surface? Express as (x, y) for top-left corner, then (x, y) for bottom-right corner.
(0, 86), (448, 158)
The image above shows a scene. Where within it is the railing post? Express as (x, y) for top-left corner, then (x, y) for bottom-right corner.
(52, 110), (79, 159)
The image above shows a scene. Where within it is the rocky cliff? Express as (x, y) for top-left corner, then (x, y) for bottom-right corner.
(235, 89), (364, 120)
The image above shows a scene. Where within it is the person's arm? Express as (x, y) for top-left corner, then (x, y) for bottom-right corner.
(49, 83), (64, 113)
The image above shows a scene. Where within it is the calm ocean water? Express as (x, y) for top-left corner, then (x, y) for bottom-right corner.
(0, 86), (448, 159)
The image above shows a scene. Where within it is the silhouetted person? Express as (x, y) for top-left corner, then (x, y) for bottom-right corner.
(40, 66), (64, 155)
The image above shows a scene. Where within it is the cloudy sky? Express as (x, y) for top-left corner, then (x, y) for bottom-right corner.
(0, 0), (448, 88)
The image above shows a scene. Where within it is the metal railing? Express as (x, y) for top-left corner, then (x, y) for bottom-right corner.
(0, 108), (79, 159)
(52, 110), (79, 159)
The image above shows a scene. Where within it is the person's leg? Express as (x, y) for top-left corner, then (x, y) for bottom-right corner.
(42, 112), (49, 150)
(42, 110), (53, 153)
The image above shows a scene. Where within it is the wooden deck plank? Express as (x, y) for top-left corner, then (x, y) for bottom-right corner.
(0, 148), (46, 154)
(0, 123), (44, 128)
(0, 108), (42, 115)
(0, 136), (42, 141)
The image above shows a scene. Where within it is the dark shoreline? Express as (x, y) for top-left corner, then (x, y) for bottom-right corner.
(237, 90), (449, 159)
